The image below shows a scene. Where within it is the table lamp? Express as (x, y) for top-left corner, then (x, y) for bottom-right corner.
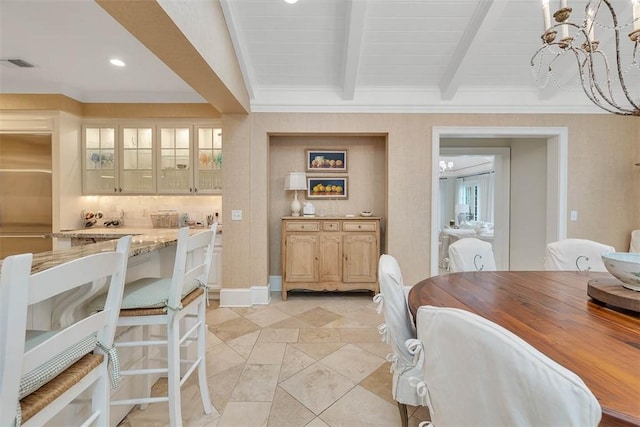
(455, 204), (470, 225)
(284, 172), (307, 216)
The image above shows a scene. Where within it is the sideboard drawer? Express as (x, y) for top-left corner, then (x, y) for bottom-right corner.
(343, 221), (377, 232)
(322, 221), (341, 231)
(286, 221), (320, 232)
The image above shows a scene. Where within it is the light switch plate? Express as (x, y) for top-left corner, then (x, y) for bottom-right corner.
(231, 210), (242, 221)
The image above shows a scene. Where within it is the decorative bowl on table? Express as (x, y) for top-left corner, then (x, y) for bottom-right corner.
(601, 252), (640, 291)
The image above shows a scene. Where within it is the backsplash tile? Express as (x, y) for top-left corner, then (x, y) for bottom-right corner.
(80, 195), (222, 229)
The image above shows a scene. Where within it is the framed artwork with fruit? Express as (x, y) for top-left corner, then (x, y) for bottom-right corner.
(306, 149), (347, 172)
(307, 177), (348, 199)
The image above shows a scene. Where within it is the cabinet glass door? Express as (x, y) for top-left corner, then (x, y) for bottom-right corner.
(83, 126), (117, 194)
(195, 127), (222, 193)
(121, 127), (155, 193)
(158, 127), (192, 193)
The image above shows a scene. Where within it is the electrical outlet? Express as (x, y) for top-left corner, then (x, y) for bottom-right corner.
(570, 210), (578, 221)
(231, 210), (242, 221)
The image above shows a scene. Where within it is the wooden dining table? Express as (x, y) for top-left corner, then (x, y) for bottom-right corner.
(407, 271), (640, 427)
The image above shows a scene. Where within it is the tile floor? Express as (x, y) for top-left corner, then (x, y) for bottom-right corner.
(118, 291), (431, 426)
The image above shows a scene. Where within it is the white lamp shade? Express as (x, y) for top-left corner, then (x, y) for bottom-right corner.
(284, 172), (307, 190)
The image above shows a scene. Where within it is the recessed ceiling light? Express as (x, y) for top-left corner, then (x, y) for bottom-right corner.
(284, 0), (298, 4)
(110, 58), (125, 67)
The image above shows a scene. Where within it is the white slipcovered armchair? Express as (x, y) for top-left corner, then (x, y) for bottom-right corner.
(374, 254), (427, 427)
(543, 238), (615, 272)
(410, 306), (602, 427)
(447, 237), (496, 272)
(630, 230), (640, 253)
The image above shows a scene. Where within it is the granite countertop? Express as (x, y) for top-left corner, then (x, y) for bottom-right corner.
(280, 215), (382, 220)
(2, 228), (221, 275)
(52, 225), (222, 239)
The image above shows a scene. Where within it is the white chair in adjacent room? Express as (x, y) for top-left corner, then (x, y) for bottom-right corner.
(630, 230), (640, 253)
(88, 224), (218, 427)
(0, 235), (131, 427)
(447, 237), (496, 272)
(543, 238), (615, 272)
(374, 254), (427, 427)
(410, 305), (602, 427)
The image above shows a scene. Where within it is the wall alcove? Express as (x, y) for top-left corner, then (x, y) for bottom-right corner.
(267, 134), (387, 290)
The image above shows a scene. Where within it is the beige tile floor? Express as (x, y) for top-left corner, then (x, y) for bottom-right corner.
(118, 291), (431, 427)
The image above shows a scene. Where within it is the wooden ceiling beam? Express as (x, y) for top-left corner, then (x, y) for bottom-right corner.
(342, 0), (368, 100)
(439, 0), (509, 101)
(97, 0), (250, 114)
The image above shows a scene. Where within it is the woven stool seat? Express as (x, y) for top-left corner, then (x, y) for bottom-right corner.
(119, 288), (204, 317)
(20, 354), (104, 423)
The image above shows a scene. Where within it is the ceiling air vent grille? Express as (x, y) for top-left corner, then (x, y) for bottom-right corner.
(1, 59), (35, 68)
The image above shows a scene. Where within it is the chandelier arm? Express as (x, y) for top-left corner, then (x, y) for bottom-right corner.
(603, 0), (640, 111)
(590, 50), (634, 112)
(578, 27), (625, 112)
(592, 50), (637, 113)
(574, 48), (632, 115)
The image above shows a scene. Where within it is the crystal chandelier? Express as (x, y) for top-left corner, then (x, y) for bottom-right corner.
(531, 0), (640, 116)
(439, 160), (454, 174)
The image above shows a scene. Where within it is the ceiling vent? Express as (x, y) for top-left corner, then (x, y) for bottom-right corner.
(1, 58), (35, 68)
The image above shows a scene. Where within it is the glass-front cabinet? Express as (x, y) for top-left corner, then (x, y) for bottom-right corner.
(121, 126), (155, 193)
(83, 125), (117, 194)
(82, 122), (221, 195)
(157, 125), (222, 194)
(195, 126), (222, 194)
(158, 126), (192, 193)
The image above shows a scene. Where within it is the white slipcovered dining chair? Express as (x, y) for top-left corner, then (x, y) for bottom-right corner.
(630, 230), (640, 253)
(374, 254), (427, 427)
(88, 224), (218, 427)
(410, 305), (602, 427)
(0, 235), (131, 427)
(447, 237), (496, 272)
(543, 238), (615, 272)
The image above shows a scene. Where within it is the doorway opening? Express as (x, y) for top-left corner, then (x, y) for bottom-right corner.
(430, 127), (568, 277)
(438, 148), (509, 272)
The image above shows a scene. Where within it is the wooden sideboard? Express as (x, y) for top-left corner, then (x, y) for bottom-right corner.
(281, 216), (381, 300)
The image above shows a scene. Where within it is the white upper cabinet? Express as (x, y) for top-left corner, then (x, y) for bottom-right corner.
(194, 126), (222, 194)
(82, 122), (221, 195)
(120, 125), (156, 194)
(158, 126), (193, 193)
(82, 125), (118, 194)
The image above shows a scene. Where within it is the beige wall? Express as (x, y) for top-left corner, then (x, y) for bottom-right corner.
(636, 126), (640, 236)
(510, 139), (548, 270)
(223, 112), (639, 288)
(2, 105), (639, 291)
(268, 135), (386, 275)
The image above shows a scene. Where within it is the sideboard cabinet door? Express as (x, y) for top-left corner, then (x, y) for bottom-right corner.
(284, 234), (319, 283)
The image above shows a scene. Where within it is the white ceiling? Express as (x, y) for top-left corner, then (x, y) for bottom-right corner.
(0, 0), (635, 113)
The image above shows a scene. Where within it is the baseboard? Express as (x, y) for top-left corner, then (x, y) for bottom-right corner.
(219, 283), (271, 307)
(207, 288), (220, 300)
(269, 275), (282, 291)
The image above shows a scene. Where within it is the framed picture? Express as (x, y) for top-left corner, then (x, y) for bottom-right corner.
(307, 177), (348, 199)
(306, 149), (347, 172)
